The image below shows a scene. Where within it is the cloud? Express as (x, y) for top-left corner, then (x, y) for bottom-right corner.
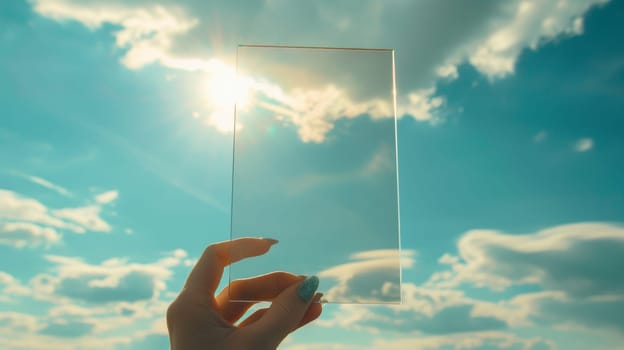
(465, 0), (605, 78)
(318, 249), (414, 303)
(285, 332), (554, 350)
(0, 189), (81, 232)
(52, 206), (111, 232)
(0, 221), (61, 248)
(31, 0), (198, 69)
(574, 137), (594, 152)
(30, 0), (606, 141)
(428, 222), (624, 297)
(94, 190), (118, 205)
(400, 88), (445, 123)
(0, 272), (30, 301)
(319, 283), (512, 335)
(0, 312), (41, 334)
(498, 290), (624, 334)
(0, 188), (115, 247)
(423, 222), (624, 333)
(39, 319), (94, 338)
(31, 250), (186, 304)
(15, 173), (72, 197)
(369, 332), (555, 350)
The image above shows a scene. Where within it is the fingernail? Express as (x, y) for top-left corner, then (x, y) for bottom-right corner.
(260, 238), (279, 245)
(312, 292), (323, 303)
(297, 276), (319, 302)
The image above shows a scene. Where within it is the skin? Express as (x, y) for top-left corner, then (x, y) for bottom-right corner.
(167, 238), (323, 350)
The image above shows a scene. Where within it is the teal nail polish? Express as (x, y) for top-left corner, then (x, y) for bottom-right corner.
(297, 276), (319, 302)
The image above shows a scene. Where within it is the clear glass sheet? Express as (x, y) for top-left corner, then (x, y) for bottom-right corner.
(229, 45), (400, 304)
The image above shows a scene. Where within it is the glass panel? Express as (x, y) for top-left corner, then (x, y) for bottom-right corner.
(230, 45), (400, 304)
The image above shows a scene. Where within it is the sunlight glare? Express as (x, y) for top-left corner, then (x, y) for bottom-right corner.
(203, 61), (251, 133)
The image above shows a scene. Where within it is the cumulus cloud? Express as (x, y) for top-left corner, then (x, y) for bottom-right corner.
(0, 189), (81, 232)
(423, 222), (624, 333)
(0, 188), (116, 247)
(0, 312), (41, 334)
(0, 249), (188, 348)
(319, 282), (514, 335)
(509, 291), (624, 333)
(284, 332), (554, 350)
(0, 222), (61, 248)
(318, 249), (414, 303)
(30, 0), (606, 141)
(0, 272), (30, 302)
(428, 222), (624, 297)
(39, 319), (94, 338)
(31, 250), (187, 304)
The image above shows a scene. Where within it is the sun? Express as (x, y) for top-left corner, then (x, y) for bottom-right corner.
(202, 60), (251, 132)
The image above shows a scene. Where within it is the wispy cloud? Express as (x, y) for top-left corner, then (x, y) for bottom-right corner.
(574, 137), (594, 152)
(7, 171), (72, 197)
(94, 190), (118, 205)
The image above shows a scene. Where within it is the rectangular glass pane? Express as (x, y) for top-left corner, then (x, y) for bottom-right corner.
(230, 45), (400, 304)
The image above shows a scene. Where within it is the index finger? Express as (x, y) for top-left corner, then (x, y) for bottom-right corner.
(184, 237), (279, 295)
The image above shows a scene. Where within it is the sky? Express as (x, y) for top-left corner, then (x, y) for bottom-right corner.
(1, 0), (624, 349)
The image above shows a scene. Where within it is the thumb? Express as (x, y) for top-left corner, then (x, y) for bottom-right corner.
(252, 275), (320, 346)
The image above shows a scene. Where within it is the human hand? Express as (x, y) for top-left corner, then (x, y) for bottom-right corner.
(167, 238), (323, 350)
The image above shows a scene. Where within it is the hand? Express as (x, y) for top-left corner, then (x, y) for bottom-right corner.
(167, 238), (323, 350)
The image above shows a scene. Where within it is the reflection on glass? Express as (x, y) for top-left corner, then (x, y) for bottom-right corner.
(230, 45), (400, 304)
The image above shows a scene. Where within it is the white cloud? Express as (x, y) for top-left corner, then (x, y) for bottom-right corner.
(574, 137), (594, 152)
(30, 249), (186, 305)
(31, 0), (198, 70)
(20, 174), (72, 197)
(370, 332), (555, 350)
(467, 0), (606, 78)
(53, 206), (111, 232)
(30, 0), (606, 142)
(427, 222), (624, 297)
(0, 189), (115, 247)
(256, 83), (394, 143)
(94, 190), (118, 205)
(0, 249), (188, 349)
(0, 272), (30, 301)
(399, 88), (444, 123)
(0, 189), (81, 232)
(318, 249), (414, 303)
(0, 222), (61, 248)
(0, 312), (42, 334)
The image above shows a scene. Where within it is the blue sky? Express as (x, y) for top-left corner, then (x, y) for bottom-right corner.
(1, 0), (624, 349)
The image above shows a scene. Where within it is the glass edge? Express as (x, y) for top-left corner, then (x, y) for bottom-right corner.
(238, 44), (394, 52)
(227, 45), (241, 302)
(228, 298), (402, 305)
(392, 50), (404, 306)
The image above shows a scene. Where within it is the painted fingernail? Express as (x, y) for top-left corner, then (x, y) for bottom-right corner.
(260, 238), (279, 245)
(297, 276), (319, 302)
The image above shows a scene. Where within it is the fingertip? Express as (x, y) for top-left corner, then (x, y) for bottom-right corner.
(260, 237), (279, 246)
